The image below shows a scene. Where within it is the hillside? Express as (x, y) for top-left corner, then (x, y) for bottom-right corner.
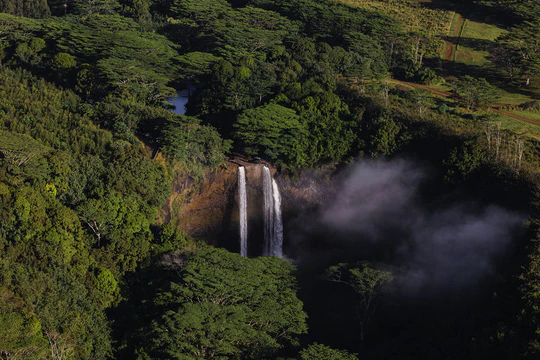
(2, 0), (540, 359)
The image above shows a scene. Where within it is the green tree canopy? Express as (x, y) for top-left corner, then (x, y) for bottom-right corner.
(0, 0), (50, 18)
(51, 52), (76, 70)
(133, 247), (308, 359)
(495, 20), (540, 86)
(299, 343), (358, 360)
(323, 262), (393, 342)
(453, 76), (497, 110)
(161, 115), (229, 177)
(73, 0), (121, 16)
(233, 103), (309, 169)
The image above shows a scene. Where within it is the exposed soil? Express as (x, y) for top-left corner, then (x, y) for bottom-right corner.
(444, 12), (464, 62)
(395, 80), (453, 97)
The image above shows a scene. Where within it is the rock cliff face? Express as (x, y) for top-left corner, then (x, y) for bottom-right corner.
(177, 164), (239, 242)
(163, 160), (333, 256)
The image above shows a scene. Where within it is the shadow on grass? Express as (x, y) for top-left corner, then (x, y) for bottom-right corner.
(447, 37), (495, 52)
(443, 37), (495, 56)
(424, 0), (516, 28)
(438, 59), (540, 100)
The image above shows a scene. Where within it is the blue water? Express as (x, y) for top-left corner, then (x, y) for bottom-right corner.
(168, 89), (189, 115)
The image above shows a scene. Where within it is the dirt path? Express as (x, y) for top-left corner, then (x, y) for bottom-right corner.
(490, 108), (540, 126)
(394, 10), (540, 127)
(394, 80), (452, 97)
(444, 12), (465, 62)
(392, 80), (540, 126)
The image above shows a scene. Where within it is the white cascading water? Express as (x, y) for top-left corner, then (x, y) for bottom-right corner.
(271, 178), (283, 258)
(238, 167), (248, 256)
(262, 166), (274, 256)
(262, 166), (284, 257)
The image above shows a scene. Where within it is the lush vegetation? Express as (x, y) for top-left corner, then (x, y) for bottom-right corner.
(2, 0), (540, 359)
(124, 247), (307, 359)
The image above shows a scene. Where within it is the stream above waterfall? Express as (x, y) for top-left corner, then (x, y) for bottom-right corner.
(167, 89), (189, 115)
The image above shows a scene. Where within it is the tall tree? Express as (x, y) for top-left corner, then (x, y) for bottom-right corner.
(323, 262), (393, 342)
(298, 343), (358, 360)
(495, 20), (540, 86)
(453, 75), (497, 110)
(119, 0), (151, 23)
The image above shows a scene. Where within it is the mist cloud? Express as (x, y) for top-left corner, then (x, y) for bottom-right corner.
(321, 159), (424, 238)
(403, 204), (521, 292)
(293, 158), (524, 293)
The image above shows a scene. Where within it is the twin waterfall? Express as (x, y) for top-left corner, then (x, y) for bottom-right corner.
(238, 165), (283, 258)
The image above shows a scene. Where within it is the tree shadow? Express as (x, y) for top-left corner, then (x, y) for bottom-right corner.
(438, 59), (540, 100)
(444, 36), (495, 52)
(423, 0), (516, 29)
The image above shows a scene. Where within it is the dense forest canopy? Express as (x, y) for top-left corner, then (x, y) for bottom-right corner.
(1, 0), (540, 359)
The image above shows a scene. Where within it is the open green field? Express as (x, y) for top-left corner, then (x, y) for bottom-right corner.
(334, 0), (452, 35)
(439, 5), (540, 129)
(454, 20), (506, 65)
(443, 4), (540, 101)
(493, 113), (540, 141)
(461, 19), (506, 40)
(348, 0), (540, 136)
(421, 83), (527, 106)
(496, 90), (537, 105)
(510, 110), (540, 123)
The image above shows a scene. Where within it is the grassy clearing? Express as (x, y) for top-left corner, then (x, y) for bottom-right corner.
(448, 12), (462, 36)
(454, 19), (507, 66)
(422, 80), (536, 109)
(358, 2), (540, 137)
(388, 81), (540, 149)
(442, 11), (463, 61)
(461, 20), (506, 41)
(510, 110), (540, 122)
(448, 18), (539, 105)
(334, 0), (452, 36)
(496, 89), (536, 105)
(491, 113), (540, 140)
(454, 45), (489, 65)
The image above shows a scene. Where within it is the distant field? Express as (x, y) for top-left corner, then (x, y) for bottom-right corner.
(510, 110), (540, 123)
(461, 19), (506, 41)
(498, 92), (536, 106)
(492, 113), (540, 141)
(449, 17), (540, 106)
(454, 20), (506, 66)
(334, 0), (452, 36)
(348, 0), (540, 136)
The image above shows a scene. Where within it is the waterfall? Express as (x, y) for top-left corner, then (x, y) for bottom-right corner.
(272, 178), (283, 258)
(262, 166), (284, 257)
(238, 167), (248, 256)
(262, 166), (274, 256)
